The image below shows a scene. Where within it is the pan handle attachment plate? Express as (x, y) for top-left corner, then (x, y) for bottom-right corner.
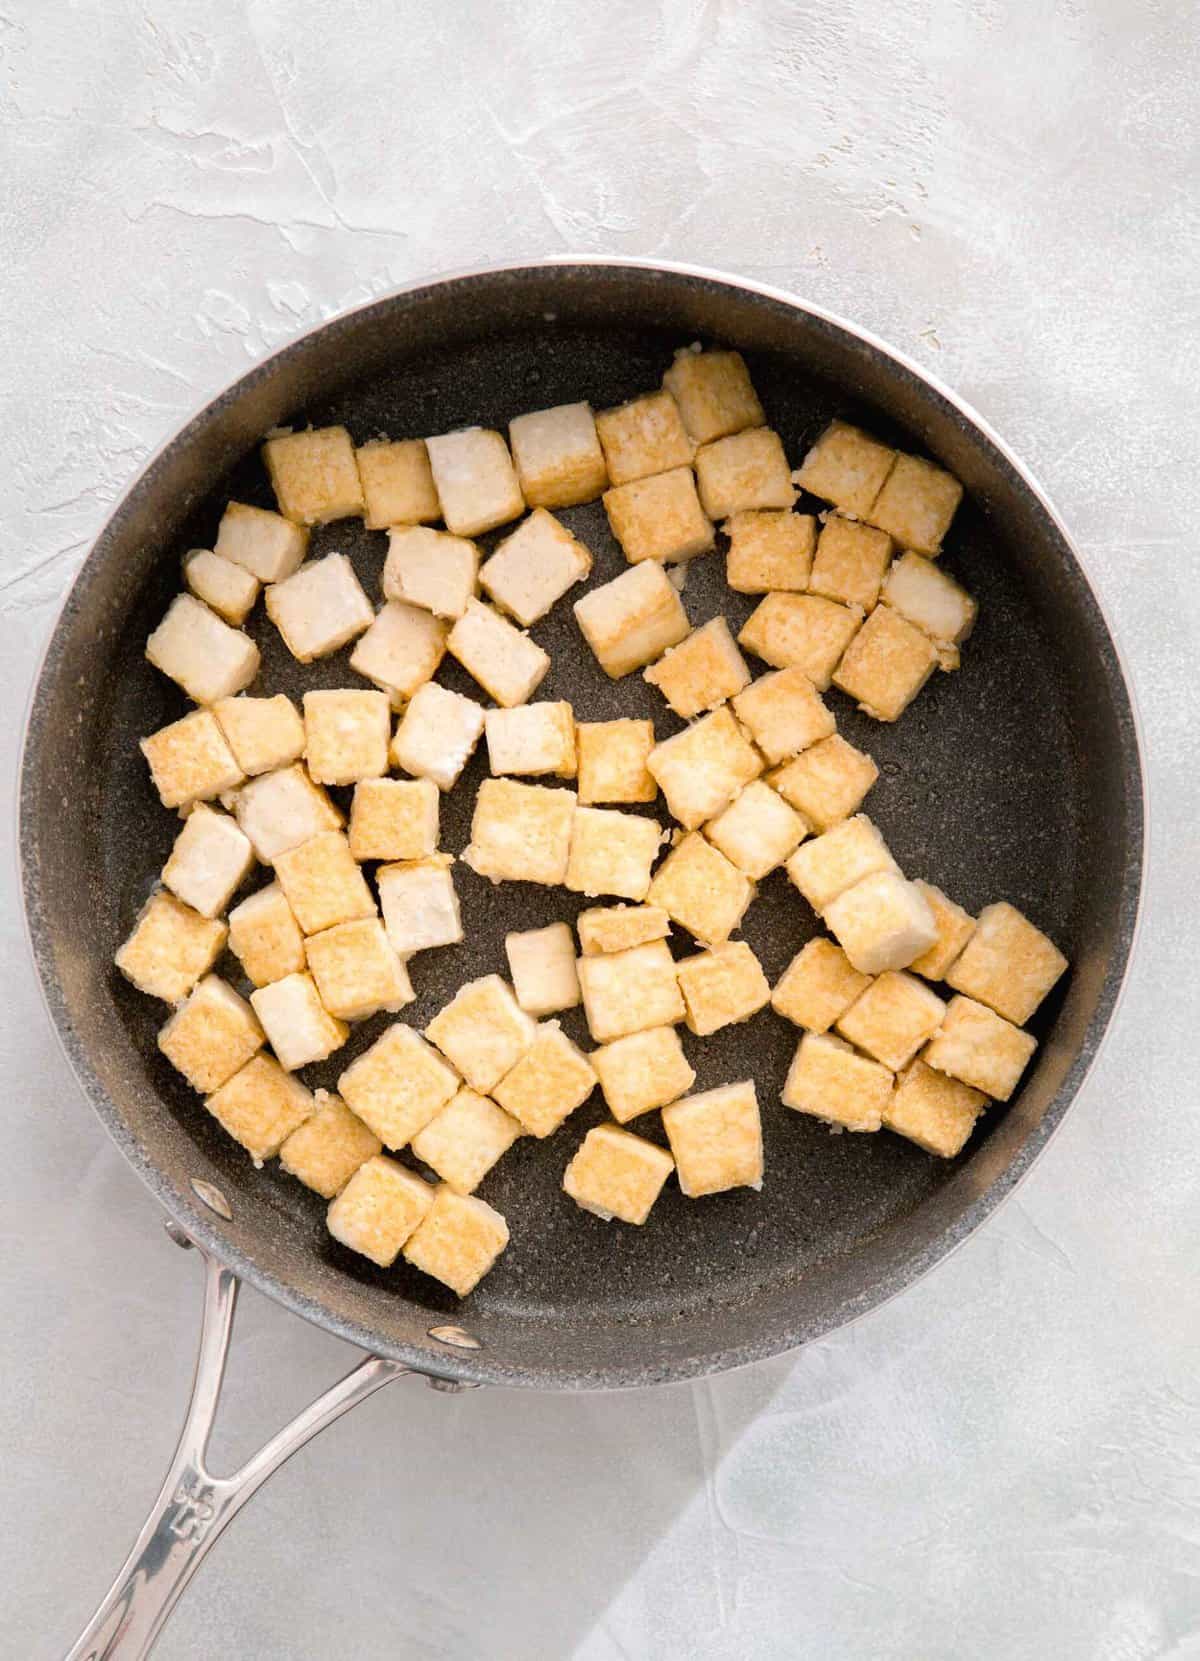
(64, 1221), (411, 1661)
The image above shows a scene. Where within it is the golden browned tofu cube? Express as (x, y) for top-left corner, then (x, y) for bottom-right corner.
(647, 832), (754, 947)
(646, 705), (762, 830)
(382, 527), (479, 620)
(769, 735), (879, 832)
(595, 390), (693, 485)
(410, 1087), (522, 1194)
(263, 426), (364, 524)
(304, 918), (413, 1022)
(249, 971), (349, 1071)
(480, 509), (592, 625)
(824, 872), (939, 975)
(158, 974), (264, 1094)
(562, 1124), (674, 1224)
(390, 681), (485, 792)
(425, 426), (525, 538)
(426, 975), (537, 1094)
(663, 347), (764, 445)
(350, 600), (449, 706)
(182, 548), (259, 627)
(662, 1081), (763, 1196)
(704, 780), (806, 880)
(115, 890), (227, 1004)
(576, 719), (657, 804)
(233, 765), (342, 863)
(786, 814), (898, 913)
(338, 1023), (459, 1149)
(574, 562), (690, 679)
(493, 1021), (596, 1137)
(770, 937), (870, 1033)
(809, 515), (894, 611)
(141, 710), (244, 811)
(576, 940), (684, 1043)
(348, 777), (439, 863)
(868, 453), (963, 554)
(504, 922), (581, 1016)
(447, 598), (551, 707)
(603, 467), (715, 564)
(356, 438), (440, 530)
(302, 689), (391, 787)
(591, 1025), (695, 1123)
(836, 970), (947, 1071)
(738, 592), (862, 690)
(695, 428), (794, 519)
(945, 902), (1068, 1025)
(676, 941), (770, 1036)
(565, 806), (664, 901)
(402, 1184), (509, 1295)
(924, 995), (1036, 1101)
(833, 604), (939, 722)
(909, 882), (976, 981)
(725, 510), (815, 593)
(509, 402), (608, 509)
(794, 421), (896, 517)
(577, 903), (671, 957)
(463, 778), (576, 886)
(327, 1156), (433, 1267)
(265, 554), (374, 662)
(880, 552), (976, 658)
(214, 501), (309, 583)
(377, 856), (462, 956)
(883, 1060), (986, 1158)
(162, 803), (255, 920)
(214, 695), (305, 777)
(279, 1090), (381, 1197)
(207, 1054), (314, 1165)
(732, 667), (835, 765)
(484, 702), (576, 779)
(643, 617), (750, 718)
(782, 1031), (892, 1133)
(145, 593), (260, 706)
(273, 831), (375, 935)
(227, 883), (305, 988)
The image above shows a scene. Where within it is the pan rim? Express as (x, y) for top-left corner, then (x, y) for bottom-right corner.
(18, 256), (1148, 1389)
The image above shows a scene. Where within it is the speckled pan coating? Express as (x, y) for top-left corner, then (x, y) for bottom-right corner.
(18, 262), (1144, 1390)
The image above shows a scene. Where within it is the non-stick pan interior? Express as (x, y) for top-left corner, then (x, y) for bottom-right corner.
(21, 265), (1141, 1387)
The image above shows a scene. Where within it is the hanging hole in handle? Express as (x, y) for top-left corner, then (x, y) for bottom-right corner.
(191, 1178), (232, 1219)
(428, 1324), (482, 1351)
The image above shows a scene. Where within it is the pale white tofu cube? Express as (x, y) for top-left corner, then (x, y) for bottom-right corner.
(662, 1081), (763, 1196)
(213, 695), (305, 777)
(233, 764), (342, 863)
(836, 970), (947, 1071)
(770, 937), (870, 1033)
(832, 605), (939, 721)
(227, 882), (306, 988)
(272, 831), (376, 935)
(782, 1031), (893, 1132)
(576, 904), (671, 957)
(383, 526), (479, 620)
(662, 348), (765, 445)
(327, 1155), (434, 1266)
(484, 702), (576, 778)
(732, 667), (836, 764)
(563, 1124), (674, 1225)
(411, 1088), (523, 1193)
(868, 453), (964, 554)
(794, 420), (896, 517)
(565, 807), (664, 901)
(402, 1184), (509, 1295)
(141, 710), (244, 810)
(594, 390), (693, 484)
(603, 467), (715, 564)
(426, 426), (524, 537)
(337, 1023), (460, 1150)
(304, 917), (413, 1021)
(480, 509), (593, 625)
(161, 802), (254, 919)
(883, 1060), (987, 1158)
(250, 971), (349, 1071)
(676, 941), (770, 1036)
(265, 554), (374, 663)
(823, 871), (939, 975)
(574, 562), (689, 678)
(881, 552), (977, 660)
(509, 401), (608, 508)
(355, 438), (440, 530)
(348, 600), (448, 706)
(377, 856), (462, 957)
(809, 515), (894, 612)
(575, 719), (657, 804)
(348, 777), (440, 862)
(158, 974), (264, 1094)
(590, 1025), (695, 1123)
(785, 813), (899, 913)
(504, 922), (581, 1016)
(493, 1021), (597, 1137)
(909, 882), (977, 981)
(769, 734), (879, 832)
(390, 681), (485, 791)
(146, 593), (260, 705)
(738, 592), (862, 690)
(703, 780), (806, 880)
(462, 779), (576, 885)
(214, 501), (309, 582)
(725, 509), (816, 594)
(576, 940), (685, 1043)
(446, 598), (551, 707)
(279, 1090), (382, 1197)
(695, 427), (795, 519)
(647, 832), (754, 947)
(183, 548), (260, 626)
(302, 689), (391, 785)
(944, 901), (1068, 1025)
(923, 995), (1036, 1102)
(114, 889), (227, 1004)
(643, 617), (750, 718)
(646, 705), (763, 829)
(207, 1054), (315, 1166)
(425, 974), (537, 1094)
(263, 426), (364, 524)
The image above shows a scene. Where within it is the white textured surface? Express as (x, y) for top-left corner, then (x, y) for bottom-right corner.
(3, 3), (1198, 1657)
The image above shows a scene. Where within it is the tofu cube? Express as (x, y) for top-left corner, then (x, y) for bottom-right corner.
(676, 941), (770, 1036)
(249, 972), (349, 1071)
(338, 1023), (460, 1149)
(836, 970), (947, 1071)
(146, 593), (260, 706)
(327, 1156), (434, 1267)
(576, 719), (657, 804)
(304, 918), (413, 1021)
(425, 975), (537, 1094)
(446, 598), (551, 707)
(881, 552), (977, 657)
(265, 554), (374, 663)
(158, 974), (264, 1094)
(823, 871), (939, 975)
(214, 501), (309, 583)
(576, 940), (684, 1043)
(263, 425), (364, 524)
(425, 426), (524, 537)
(868, 453), (964, 554)
(349, 600), (448, 706)
(643, 617), (750, 718)
(462, 779), (576, 885)
(273, 831), (376, 935)
(725, 510), (816, 594)
(509, 401), (608, 508)
(484, 702), (576, 778)
(577, 903), (671, 957)
(562, 1124), (674, 1225)
(348, 777), (440, 863)
(301, 689), (391, 786)
(279, 1090), (382, 1197)
(410, 1088), (523, 1193)
(565, 807), (664, 901)
(227, 882), (306, 988)
(402, 1184), (509, 1295)
(213, 695), (305, 777)
(833, 604), (939, 722)
(574, 562), (690, 679)
(782, 1031), (893, 1132)
(794, 420), (896, 517)
(695, 427), (795, 519)
(114, 889), (227, 1004)
(377, 856), (462, 956)
(382, 526), (479, 621)
(770, 937), (870, 1032)
(738, 592), (862, 690)
(786, 813), (899, 913)
(732, 667), (835, 765)
(233, 764), (342, 863)
(162, 802), (254, 919)
(945, 901), (1068, 1025)
(493, 1021), (596, 1137)
(206, 1054), (314, 1165)
(809, 515), (894, 611)
(703, 780), (806, 880)
(909, 882), (977, 981)
(356, 438), (440, 529)
(646, 705), (763, 829)
(504, 923), (581, 1016)
(480, 509), (592, 625)
(390, 681), (485, 792)
(183, 548), (260, 626)
(662, 347), (764, 445)
(591, 1025), (695, 1123)
(594, 390), (693, 485)
(603, 467), (715, 564)
(662, 1082), (763, 1196)
(646, 832), (754, 947)
(884, 1059), (987, 1158)
(769, 735), (879, 832)
(141, 710), (244, 811)
(924, 995), (1037, 1101)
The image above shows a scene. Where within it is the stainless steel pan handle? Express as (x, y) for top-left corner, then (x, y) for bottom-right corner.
(65, 1221), (411, 1661)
